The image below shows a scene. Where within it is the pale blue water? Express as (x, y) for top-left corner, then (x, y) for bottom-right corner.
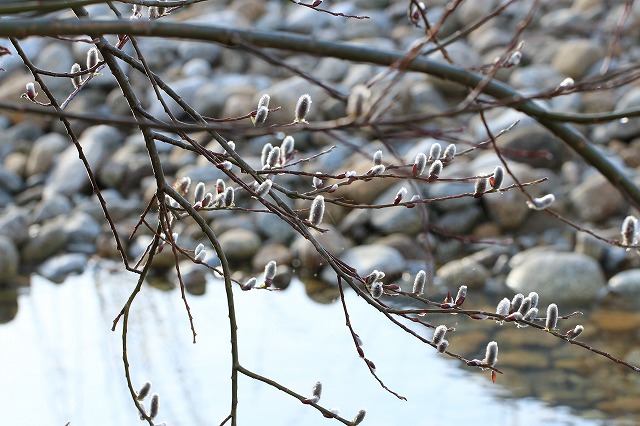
(0, 266), (602, 426)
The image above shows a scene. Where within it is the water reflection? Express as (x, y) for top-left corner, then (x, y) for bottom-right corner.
(0, 267), (613, 426)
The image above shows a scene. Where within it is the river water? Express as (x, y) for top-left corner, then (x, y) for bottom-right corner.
(0, 265), (627, 426)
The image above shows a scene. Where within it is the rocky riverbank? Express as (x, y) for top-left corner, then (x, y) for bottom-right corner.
(1, 0), (640, 309)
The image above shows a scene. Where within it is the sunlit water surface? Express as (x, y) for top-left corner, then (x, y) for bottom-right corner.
(0, 267), (610, 426)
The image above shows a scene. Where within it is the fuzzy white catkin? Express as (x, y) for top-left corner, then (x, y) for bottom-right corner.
(255, 179), (272, 198)
(136, 382), (151, 401)
(260, 143), (273, 168)
(373, 150), (383, 165)
(622, 215), (638, 246)
(413, 152), (427, 176)
(442, 144), (456, 162)
(546, 303), (558, 330)
(368, 164), (385, 175)
(254, 106), (268, 126)
(149, 394), (159, 419)
(413, 270), (426, 295)
(491, 166), (504, 190)
(266, 146), (281, 168)
(258, 93), (270, 109)
(223, 187), (234, 207)
(482, 341), (498, 367)
(353, 409), (367, 425)
(70, 63), (82, 89)
(86, 46), (100, 71)
(194, 182), (205, 204)
(428, 143), (442, 161)
(370, 281), (383, 298)
(281, 136), (295, 157)
(312, 381), (322, 400)
(428, 160), (443, 177)
(346, 85), (371, 119)
(496, 298), (510, 316)
(309, 195), (325, 226)
(432, 325), (447, 345)
(264, 260), (277, 281)
(295, 94), (312, 122)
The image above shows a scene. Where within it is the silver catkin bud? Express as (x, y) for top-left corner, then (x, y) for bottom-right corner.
(437, 340), (449, 353)
(309, 195), (325, 226)
(353, 408), (367, 425)
(496, 298), (510, 316)
(86, 46), (100, 71)
(25, 82), (37, 100)
(413, 152), (427, 177)
(567, 324), (584, 339)
(149, 394), (159, 419)
(313, 174), (323, 189)
(522, 307), (538, 322)
(455, 285), (467, 305)
(295, 93), (312, 122)
(223, 187), (235, 207)
(527, 193), (555, 210)
(368, 164), (385, 175)
(219, 161), (233, 171)
(428, 160), (443, 178)
(546, 303), (558, 330)
(491, 166), (504, 190)
(432, 325), (447, 345)
(413, 270), (426, 295)
(254, 106), (269, 126)
(264, 260), (277, 281)
(148, 6), (161, 19)
(203, 192), (213, 207)
(346, 85), (371, 119)
(255, 179), (273, 198)
(474, 178), (488, 197)
(281, 135), (295, 160)
(194, 182), (206, 204)
(373, 150), (383, 166)
(132, 4), (142, 17)
(261, 143), (273, 168)
(136, 382), (151, 401)
(394, 187), (407, 205)
(511, 293), (524, 313)
(518, 296), (532, 316)
(70, 63), (82, 89)
(482, 341), (498, 367)
(312, 381), (322, 402)
(242, 277), (257, 291)
(371, 281), (383, 299)
(428, 143), (442, 161)
(258, 93), (270, 109)
(266, 146), (281, 168)
(216, 179), (226, 194)
(528, 291), (539, 309)
(442, 144), (456, 162)
(621, 215), (638, 246)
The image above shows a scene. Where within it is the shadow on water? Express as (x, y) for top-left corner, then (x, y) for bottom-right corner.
(0, 266), (637, 425)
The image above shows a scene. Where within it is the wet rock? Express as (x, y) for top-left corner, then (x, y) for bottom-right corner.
(0, 236), (19, 285)
(252, 243), (294, 271)
(45, 125), (123, 198)
(0, 206), (30, 244)
(552, 39), (604, 79)
(496, 125), (567, 169)
(63, 211), (102, 245)
(292, 224), (353, 273)
(598, 269), (640, 310)
(321, 243), (405, 284)
(21, 219), (69, 263)
(218, 228), (261, 262)
(37, 253), (88, 283)
(32, 195), (73, 223)
(569, 173), (625, 223)
(26, 133), (69, 177)
(437, 256), (490, 289)
(506, 251), (605, 306)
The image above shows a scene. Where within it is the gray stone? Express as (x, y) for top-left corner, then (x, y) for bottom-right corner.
(292, 224), (353, 273)
(509, 65), (565, 91)
(437, 256), (490, 289)
(252, 243), (294, 271)
(551, 39), (604, 79)
(32, 195), (73, 223)
(36, 43), (75, 96)
(321, 244), (405, 284)
(506, 252), (605, 306)
(63, 211), (101, 244)
(26, 133), (69, 177)
(436, 205), (484, 234)
(602, 269), (640, 309)
(0, 236), (19, 285)
(45, 125), (123, 198)
(496, 125), (567, 169)
(218, 228), (261, 261)
(21, 219), (69, 263)
(0, 206), (30, 244)
(456, 0), (499, 26)
(37, 253), (88, 283)
(569, 173), (625, 222)
(0, 166), (23, 193)
(255, 211), (297, 243)
(427, 181), (476, 212)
